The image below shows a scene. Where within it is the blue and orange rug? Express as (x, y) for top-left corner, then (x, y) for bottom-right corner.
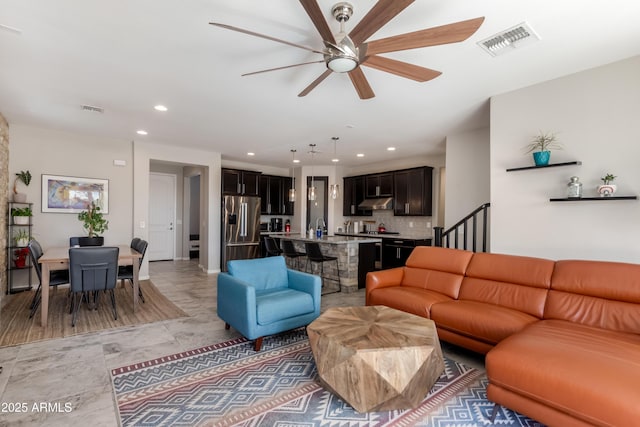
(111, 328), (544, 426)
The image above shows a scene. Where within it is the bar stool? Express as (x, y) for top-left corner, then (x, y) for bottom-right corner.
(281, 239), (306, 269)
(304, 242), (340, 294)
(264, 237), (283, 257)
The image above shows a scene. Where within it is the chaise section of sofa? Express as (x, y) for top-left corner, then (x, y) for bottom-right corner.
(430, 252), (555, 354)
(486, 259), (640, 426)
(366, 246), (473, 318)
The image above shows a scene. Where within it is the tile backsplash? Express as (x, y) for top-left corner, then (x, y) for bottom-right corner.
(342, 210), (432, 236)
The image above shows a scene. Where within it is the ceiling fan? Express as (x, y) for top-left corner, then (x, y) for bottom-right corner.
(210, 0), (484, 99)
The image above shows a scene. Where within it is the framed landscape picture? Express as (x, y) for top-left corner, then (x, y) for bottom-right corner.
(41, 174), (109, 213)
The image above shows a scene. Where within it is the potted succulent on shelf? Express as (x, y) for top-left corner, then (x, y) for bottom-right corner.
(12, 170), (32, 203)
(597, 173), (617, 197)
(14, 229), (30, 247)
(525, 131), (562, 166)
(11, 206), (32, 225)
(77, 201), (109, 246)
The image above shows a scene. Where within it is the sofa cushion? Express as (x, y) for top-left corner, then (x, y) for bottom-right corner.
(227, 256), (288, 290)
(256, 288), (314, 325)
(368, 286), (453, 318)
(486, 319), (640, 426)
(401, 247), (473, 299)
(546, 260), (640, 334)
(459, 252), (555, 318)
(431, 300), (540, 345)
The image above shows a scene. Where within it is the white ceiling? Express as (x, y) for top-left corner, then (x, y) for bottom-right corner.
(1, 0), (639, 169)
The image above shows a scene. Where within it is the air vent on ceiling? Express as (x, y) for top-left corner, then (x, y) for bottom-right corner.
(80, 104), (104, 114)
(477, 22), (540, 57)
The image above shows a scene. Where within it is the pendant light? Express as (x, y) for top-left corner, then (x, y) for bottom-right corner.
(288, 149), (297, 202)
(308, 144), (317, 201)
(330, 137), (340, 199)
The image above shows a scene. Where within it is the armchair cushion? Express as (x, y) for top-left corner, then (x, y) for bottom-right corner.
(256, 288), (314, 325)
(227, 256), (288, 290)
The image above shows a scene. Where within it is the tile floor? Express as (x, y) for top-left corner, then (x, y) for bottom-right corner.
(0, 259), (485, 426)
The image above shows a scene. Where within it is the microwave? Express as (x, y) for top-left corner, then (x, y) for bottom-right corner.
(260, 222), (270, 232)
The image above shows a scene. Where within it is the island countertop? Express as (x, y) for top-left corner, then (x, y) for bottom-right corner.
(269, 233), (382, 244)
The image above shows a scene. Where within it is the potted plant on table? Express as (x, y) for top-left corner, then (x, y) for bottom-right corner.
(11, 206), (32, 225)
(525, 131), (562, 166)
(77, 201), (109, 246)
(597, 173), (617, 197)
(12, 170), (32, 203)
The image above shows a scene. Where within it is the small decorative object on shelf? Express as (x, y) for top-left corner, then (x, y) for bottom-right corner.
(11, 206), (32, 225)
(597, 173), (617, 197)
(12, 170), (31, 203)
(14, 229), (29, 247)
(524, 131), (562, 166)
(13, 247), (29, 268)
(567, 176), (583, 198)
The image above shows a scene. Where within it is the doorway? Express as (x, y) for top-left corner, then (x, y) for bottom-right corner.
(148, 172), (176, 261)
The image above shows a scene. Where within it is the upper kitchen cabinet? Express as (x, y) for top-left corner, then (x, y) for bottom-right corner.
(393, 167), (433, 216)
(343, 176), (372, 217)
(282, 177), (294, 215)
(365, 173), (393, 198)
(259, 175), (284, 215)
(222, 168), (261, 196)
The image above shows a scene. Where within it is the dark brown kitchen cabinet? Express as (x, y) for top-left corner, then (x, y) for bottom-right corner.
(222, 168), (260, 196)
(393, 166), (433, 216)
(381, 238), (431, 269)
(260, 175), (294, 215)
(343, 176), (372, 217)
(365, 173), (393, 198)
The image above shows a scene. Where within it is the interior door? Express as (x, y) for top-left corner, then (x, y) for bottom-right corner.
(149, 173), (176, 261)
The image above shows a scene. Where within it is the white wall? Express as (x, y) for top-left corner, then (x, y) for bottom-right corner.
(8, 125), (133, 249)
(490, 55), (640, 262)
(445, 128), (490, 227)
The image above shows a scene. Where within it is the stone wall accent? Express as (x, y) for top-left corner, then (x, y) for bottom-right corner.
(0, 113), (9, 295)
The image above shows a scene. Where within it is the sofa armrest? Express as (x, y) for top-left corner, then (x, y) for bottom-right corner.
(287, 269), (322, 313)
(366, 267), (405, 304)
(217, 272), (257, 332)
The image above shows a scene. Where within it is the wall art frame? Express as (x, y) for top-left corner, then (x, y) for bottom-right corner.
(41, 174), (109, 213)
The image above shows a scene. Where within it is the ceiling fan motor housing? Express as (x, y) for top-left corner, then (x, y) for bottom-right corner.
(332, 2), (354, 23)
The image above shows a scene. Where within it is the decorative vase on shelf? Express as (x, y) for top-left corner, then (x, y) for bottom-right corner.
(532, 151), (551, 166)
(597, 184), (617, 197)
(13, 216), (29, 225)
(567, 176), (582, 198)
(13, 193), (27, 203)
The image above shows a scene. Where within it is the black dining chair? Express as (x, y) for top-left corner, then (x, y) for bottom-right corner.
(117, 238), (148, 303)
(264, 237), (283, 257)
(304, 242), (340, 294)
(69, 246), (119, 327)
(280, 239), (306, 269)
(27, 239), (70, 319)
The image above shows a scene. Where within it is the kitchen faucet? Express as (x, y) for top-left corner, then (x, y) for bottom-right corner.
(316, 217), (326, 232)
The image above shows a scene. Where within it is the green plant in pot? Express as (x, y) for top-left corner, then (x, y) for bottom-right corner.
(77, 202), (109, 246)
(11, 206), (32, 225)
(597, 173), (617, 197)
(525, 131), (562, 166)
(13, 170), (32, 203)
(14, 229), (30, 247)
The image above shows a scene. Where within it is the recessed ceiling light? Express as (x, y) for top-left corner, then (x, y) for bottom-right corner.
(154, 105), (168, 112)
(247, 152), (255, 156)
(346, 124), (356, 129)
(387, 147), (396, 151)
(332, 158), (339, 163)
(356, 153), (365, 157)
(293, 159), (300, 163)
(136, 130), (148, 135)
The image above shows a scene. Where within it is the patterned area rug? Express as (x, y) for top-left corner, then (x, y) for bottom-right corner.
(111, 328), (545, 426)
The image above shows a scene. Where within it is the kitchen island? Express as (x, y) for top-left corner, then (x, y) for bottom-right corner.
(268, 233), (381, 293)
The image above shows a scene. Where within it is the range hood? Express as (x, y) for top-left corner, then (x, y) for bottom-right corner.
(358, 197), (393, 210)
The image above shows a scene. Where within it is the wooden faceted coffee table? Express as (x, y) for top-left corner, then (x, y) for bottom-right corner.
(307, 305), (444, 413)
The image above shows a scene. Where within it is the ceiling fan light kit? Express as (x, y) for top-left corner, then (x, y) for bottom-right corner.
(211, 0), (485, 99)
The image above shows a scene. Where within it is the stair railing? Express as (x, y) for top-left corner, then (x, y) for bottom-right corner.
(433, 203), (490, 252)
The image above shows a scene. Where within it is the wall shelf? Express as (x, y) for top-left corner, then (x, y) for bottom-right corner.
(506, 161), (581, 172)
(550, 196), (637, 202)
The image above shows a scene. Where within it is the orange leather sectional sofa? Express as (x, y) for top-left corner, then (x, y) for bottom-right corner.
(366, 246), (640, 427)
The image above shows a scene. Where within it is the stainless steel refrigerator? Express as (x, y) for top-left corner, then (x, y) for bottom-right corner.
(221, 195), (261, 271)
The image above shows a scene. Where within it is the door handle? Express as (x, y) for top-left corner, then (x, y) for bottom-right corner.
(237, 183), (241, 194)
(351, 205), (355, 214)
(242, 183), (246, 194)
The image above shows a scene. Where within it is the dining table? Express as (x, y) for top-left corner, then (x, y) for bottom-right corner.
(38, 245), (142, 328)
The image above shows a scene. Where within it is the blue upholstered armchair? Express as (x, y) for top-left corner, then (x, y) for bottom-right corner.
(217, 256), (322, 351)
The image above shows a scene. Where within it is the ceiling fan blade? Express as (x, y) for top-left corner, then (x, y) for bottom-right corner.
(362, 55), (441, 82)
(348, 67), (375, 99)
(349, 0), (415, 46)
(366, 17), (485, 55)
(298, 69), (332, 97)
(242, 60), (325, 77)
(209, 22), (323, 55)
(299, 0), (335, 44)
